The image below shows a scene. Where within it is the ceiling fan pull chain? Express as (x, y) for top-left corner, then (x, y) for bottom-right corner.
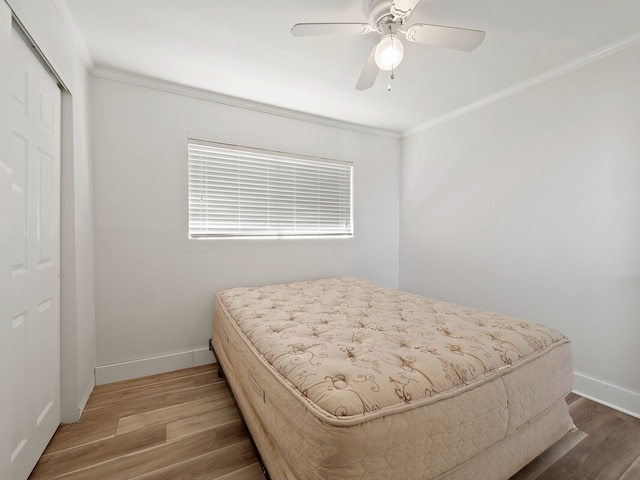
(388, 26), (396, 91)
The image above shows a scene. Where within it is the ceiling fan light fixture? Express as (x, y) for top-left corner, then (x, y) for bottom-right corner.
(374, 33), (404, 71)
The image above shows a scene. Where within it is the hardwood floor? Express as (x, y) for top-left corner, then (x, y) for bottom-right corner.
(29, 364), (640, 480)
(29, 364), (264, 480)
(513, 393), (640, 480)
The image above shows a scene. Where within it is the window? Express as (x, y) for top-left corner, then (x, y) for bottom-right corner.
(188, 139), (353, 238)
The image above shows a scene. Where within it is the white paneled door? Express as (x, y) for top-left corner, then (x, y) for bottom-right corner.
(9, 26), (61, 480)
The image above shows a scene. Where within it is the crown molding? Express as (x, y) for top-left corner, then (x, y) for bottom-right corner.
(91, 67), (401, 140)
(53, 0), (94, 71)
(52, 0), (639, 141)
(403, 32), (640, 138)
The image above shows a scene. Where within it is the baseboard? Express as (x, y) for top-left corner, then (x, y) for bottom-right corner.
(573, 372), (640, 420)
(95, 348), (216, 385)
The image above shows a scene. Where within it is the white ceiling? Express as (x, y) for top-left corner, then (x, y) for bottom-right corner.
(58, 0), (640, 134)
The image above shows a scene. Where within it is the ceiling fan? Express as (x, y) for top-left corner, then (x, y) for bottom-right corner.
(291, 0), (485, 90)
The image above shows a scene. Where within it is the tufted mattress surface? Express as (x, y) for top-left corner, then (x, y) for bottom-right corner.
(213, 277), (574, 479)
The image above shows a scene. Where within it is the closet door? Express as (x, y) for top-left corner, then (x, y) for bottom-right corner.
(9, 25), (61, 480)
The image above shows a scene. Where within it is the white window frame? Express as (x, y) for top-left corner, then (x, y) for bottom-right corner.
(188, 139), (353, 239)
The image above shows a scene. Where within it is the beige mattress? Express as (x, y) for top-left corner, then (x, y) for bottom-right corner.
(212, 277), (574, 479)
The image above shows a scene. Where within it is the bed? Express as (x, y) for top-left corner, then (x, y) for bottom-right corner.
(211, 277), (574, 479)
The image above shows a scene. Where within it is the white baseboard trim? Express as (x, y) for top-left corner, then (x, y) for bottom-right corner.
(573, 372), (640, 420)
(95, 347), (217, 386)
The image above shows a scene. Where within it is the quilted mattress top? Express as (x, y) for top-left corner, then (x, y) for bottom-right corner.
(216, 277), (569, 423)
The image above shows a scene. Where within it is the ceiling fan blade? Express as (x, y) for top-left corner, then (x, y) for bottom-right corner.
(405, 24), (486, 52)
(356, 45), (379, 91)
(291, 23), (374, 37)
(391, 0), (422, 19)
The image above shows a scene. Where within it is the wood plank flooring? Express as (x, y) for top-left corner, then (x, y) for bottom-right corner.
(29, 364), (640, 480)
(28, 364), (264, 480)
(513, 393), (640, 480)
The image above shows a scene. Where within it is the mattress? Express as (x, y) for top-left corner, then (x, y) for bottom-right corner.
(212, 277), (574, 479)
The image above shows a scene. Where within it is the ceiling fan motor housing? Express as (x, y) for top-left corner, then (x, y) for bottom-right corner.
(367, 0), (397, 26)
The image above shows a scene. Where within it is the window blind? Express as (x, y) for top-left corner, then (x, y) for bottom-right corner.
(188, 139), (353, 238)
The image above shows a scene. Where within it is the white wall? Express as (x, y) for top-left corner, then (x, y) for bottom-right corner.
(400, 42), (640, 417)
(91, 76), (400, 382)
(3, 0), (96, 424)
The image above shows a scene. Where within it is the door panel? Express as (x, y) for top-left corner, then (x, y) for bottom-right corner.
(11, 132), (27, 272)
(9, 25), (61, 480)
